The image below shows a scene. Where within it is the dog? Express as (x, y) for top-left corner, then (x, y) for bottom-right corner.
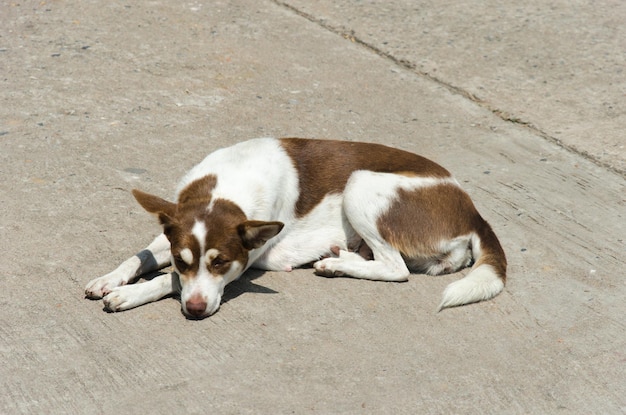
(85, 138), (506, 319)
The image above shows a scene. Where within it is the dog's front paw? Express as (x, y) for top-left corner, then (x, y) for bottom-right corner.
(85, 272), (128, 299)
(103, 286), (140, 312)
(313, 258), (345, 277)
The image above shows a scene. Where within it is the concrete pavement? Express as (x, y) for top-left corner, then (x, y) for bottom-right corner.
(1, 0), (624, 413)
(280, 0), (626, 176)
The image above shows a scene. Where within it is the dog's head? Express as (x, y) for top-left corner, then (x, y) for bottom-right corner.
(132, 176), (283, 319)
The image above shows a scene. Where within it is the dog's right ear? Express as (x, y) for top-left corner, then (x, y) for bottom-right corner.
(132, 189), (177, 226)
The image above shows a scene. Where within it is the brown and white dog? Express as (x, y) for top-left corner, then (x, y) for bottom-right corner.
(85, 138), (506, 319)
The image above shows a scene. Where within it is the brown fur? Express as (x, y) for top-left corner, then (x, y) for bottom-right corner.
(133, 176), (251, 280)
(280, 138), (451, 217)
(473, 220), (507, 281)
(132, 175), (284, 285)
(377, 183), (506, 279)
(377, 183), (480, 257)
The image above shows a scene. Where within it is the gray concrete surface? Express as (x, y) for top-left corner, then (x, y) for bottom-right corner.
(280, 0), (626, 176)
(1, 0), (624, 414)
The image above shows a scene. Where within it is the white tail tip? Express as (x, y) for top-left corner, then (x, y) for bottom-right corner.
(437, 264), (504, 311)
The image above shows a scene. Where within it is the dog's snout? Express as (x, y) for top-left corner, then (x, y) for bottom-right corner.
(185, 297), (208, 317)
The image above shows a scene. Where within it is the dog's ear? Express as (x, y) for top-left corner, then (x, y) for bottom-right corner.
(132, 189), (177, 226)
(237, 221), (284, 250)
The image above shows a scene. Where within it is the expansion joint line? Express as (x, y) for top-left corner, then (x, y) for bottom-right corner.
(272, 0), (624, 178)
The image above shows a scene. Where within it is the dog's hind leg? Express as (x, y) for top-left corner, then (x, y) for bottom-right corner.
(315, 241), (409, 281)
(314, 171), (410, 282)
(103, 272), (178, 312)
(85, 233), (171, 299)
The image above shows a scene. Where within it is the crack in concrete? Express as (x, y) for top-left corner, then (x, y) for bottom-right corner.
(273, 0), (625, 179)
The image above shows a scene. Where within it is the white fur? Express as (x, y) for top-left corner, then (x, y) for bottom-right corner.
(180, 248), (193, 266)
(180, 264), (223, 317)
(191, 221), (207, 254)
(254, 194), (355, 272)
(104, 273), (176, 312)
(175, 220), (222, 316)
(437, 264), (504, 311)
(405, 235), (474, 275)
(177, 138), (300, 222)
(205, 248), (219, 264)
(342, 171), (459, 227)
(85, 233), (171, 300)
(313, 171), (460, 282)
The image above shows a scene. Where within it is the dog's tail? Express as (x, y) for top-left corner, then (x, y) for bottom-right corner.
(438, 220), (507, 311)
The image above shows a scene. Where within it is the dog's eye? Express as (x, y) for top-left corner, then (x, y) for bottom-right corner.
(212, 256), (230, 270)
(173, 255), (188, 271)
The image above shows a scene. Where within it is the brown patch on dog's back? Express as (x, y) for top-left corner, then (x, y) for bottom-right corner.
(280, 138), (451, 217)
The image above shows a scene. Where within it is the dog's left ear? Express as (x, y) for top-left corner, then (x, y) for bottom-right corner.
(238, 221), (284, 250)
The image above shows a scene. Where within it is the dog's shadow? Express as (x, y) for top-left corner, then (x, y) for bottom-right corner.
(222, 268), (277, 303)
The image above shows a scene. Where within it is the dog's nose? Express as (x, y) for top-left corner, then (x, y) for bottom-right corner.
(185, 298), (208, 317)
